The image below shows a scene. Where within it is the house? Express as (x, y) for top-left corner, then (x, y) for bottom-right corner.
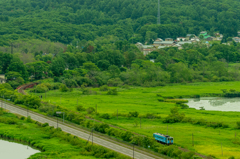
(135, 42), (144, 51)
(165, 38), (173, 41)
(190, 37), (200, 42)
(157, 41), (175, 46)
(215, 33), (220, 36)
(186, 34), (196, 40)
(142, 45), (155, 56)
(0, 74), (6, 84)
(178, 41), (193, 45)
(177, 37), (186, 42)
(158, 46), (167, 49)
(233, 37), (240, 43)
(135, 42), (155, 55)
(199, 31), (211, 39)
(155, 38), (163, 42)
(206, 37), (213, 41)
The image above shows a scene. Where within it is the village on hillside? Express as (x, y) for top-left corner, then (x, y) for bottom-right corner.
(136, 31), (240, 56)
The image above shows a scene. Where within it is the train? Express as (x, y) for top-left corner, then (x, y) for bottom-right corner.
(153, 133), (174, 145)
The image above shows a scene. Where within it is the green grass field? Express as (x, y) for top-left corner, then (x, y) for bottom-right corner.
(0, 112), (97, 159)
(0, 111), (129, 159)
(30, 81), (240, 158)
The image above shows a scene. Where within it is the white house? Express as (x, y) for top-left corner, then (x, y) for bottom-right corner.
(177, 37), (186, 42)
(0, 74), (6, 84)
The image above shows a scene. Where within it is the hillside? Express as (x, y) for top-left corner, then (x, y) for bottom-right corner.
(0, 0), (240, 46)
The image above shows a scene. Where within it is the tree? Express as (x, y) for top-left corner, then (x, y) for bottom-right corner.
(50, 57), (66, 76)
(26, 61), (49, 80)
(97, 60), (110, 71)
(108, 65), (120, 78)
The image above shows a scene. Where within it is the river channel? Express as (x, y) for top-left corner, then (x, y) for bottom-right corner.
(187, 97), (240, 111)
(0, 139), (40, 159)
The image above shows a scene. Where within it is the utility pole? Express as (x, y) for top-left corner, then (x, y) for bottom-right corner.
(133, 144), (134, 159)
(92, 129), (93, 145)
(27, 104), (29, 117)
(57, 117), (58, 129)
(192, 133), (194, 147)
(167, 125), (168, 135)
(45, 90), (46, 99)
(117, 109), (118, 120)
(140, 117), (141, 128)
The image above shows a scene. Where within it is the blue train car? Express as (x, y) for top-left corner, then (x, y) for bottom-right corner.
(153, 133), (173, 145)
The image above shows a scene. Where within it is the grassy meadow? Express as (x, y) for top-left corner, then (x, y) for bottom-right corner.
(29, 81), (240, 158)
(0, 111), (129, 159)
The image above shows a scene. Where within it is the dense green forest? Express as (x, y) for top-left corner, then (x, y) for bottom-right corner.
(0, 0), (240, 46)
(1, 40), (240, 89)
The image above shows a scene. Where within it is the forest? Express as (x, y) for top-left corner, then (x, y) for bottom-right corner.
(0, 0), (240, 46)
(1, 38), (240, 90)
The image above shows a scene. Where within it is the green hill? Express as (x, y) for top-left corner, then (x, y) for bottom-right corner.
(0, 0), (240, 45)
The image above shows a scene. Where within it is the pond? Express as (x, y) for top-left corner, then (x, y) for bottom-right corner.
(187, 97), (240, 112)
(0, 139), (40, 159)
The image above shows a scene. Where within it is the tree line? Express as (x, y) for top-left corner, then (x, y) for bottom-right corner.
(1, 39), (240, 89)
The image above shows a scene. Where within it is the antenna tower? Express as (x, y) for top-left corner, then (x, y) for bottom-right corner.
(157, 0), (160, 25)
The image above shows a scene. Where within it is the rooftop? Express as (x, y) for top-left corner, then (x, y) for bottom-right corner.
(178, 41), (192, 45)
(154, 41), (174, 44)
(142, 45), (154, 49)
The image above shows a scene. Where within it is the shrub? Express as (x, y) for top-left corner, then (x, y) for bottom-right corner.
(35, 84), (49, 93)
(107, 88), (118, 95)
(86, 107), (95, 114)
(177, 103), (189, 109)
(101, 113), (111, 119)
(121, 131), (133, 142)
(163, 107), (185, 123)
(59, 84), (69, 92)
(128, 111), (139, 118)
(20, 116), (25, 120)
(236, 121), (240, 129)
(107, 78), (123, 87)
(42, 123), (49, 127)
(26, 116), (33, 123)
(158, 97), (164, 102)
(145, 113), (156, 119)
(99, 85), (109, 91)
(76, 105), (86, 111)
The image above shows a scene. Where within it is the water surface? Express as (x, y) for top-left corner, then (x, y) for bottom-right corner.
(0, 139), (40, 159)
(187, 97), (240, 111)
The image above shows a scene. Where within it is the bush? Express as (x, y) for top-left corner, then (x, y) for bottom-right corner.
(236, 121), (240, 129)
(177, 103), (189, 109)
(107, 88), (118, 95)
(128, 111), (139, 118)
(163, 107), (185, 123)
(20, 116), (25, 120)
(42, 123), (49, 127)
(59, 84), (69, 92)
(158, 97), (164, 102)
(76, 105), (86, 111)
(101, 113), (111, 119)
(99, 85), (109, 91)
(86, 107), (95, 114)
(26, 116), (33, 123)
(34, 84), (49, 93)
(107, 78), (123, 87)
